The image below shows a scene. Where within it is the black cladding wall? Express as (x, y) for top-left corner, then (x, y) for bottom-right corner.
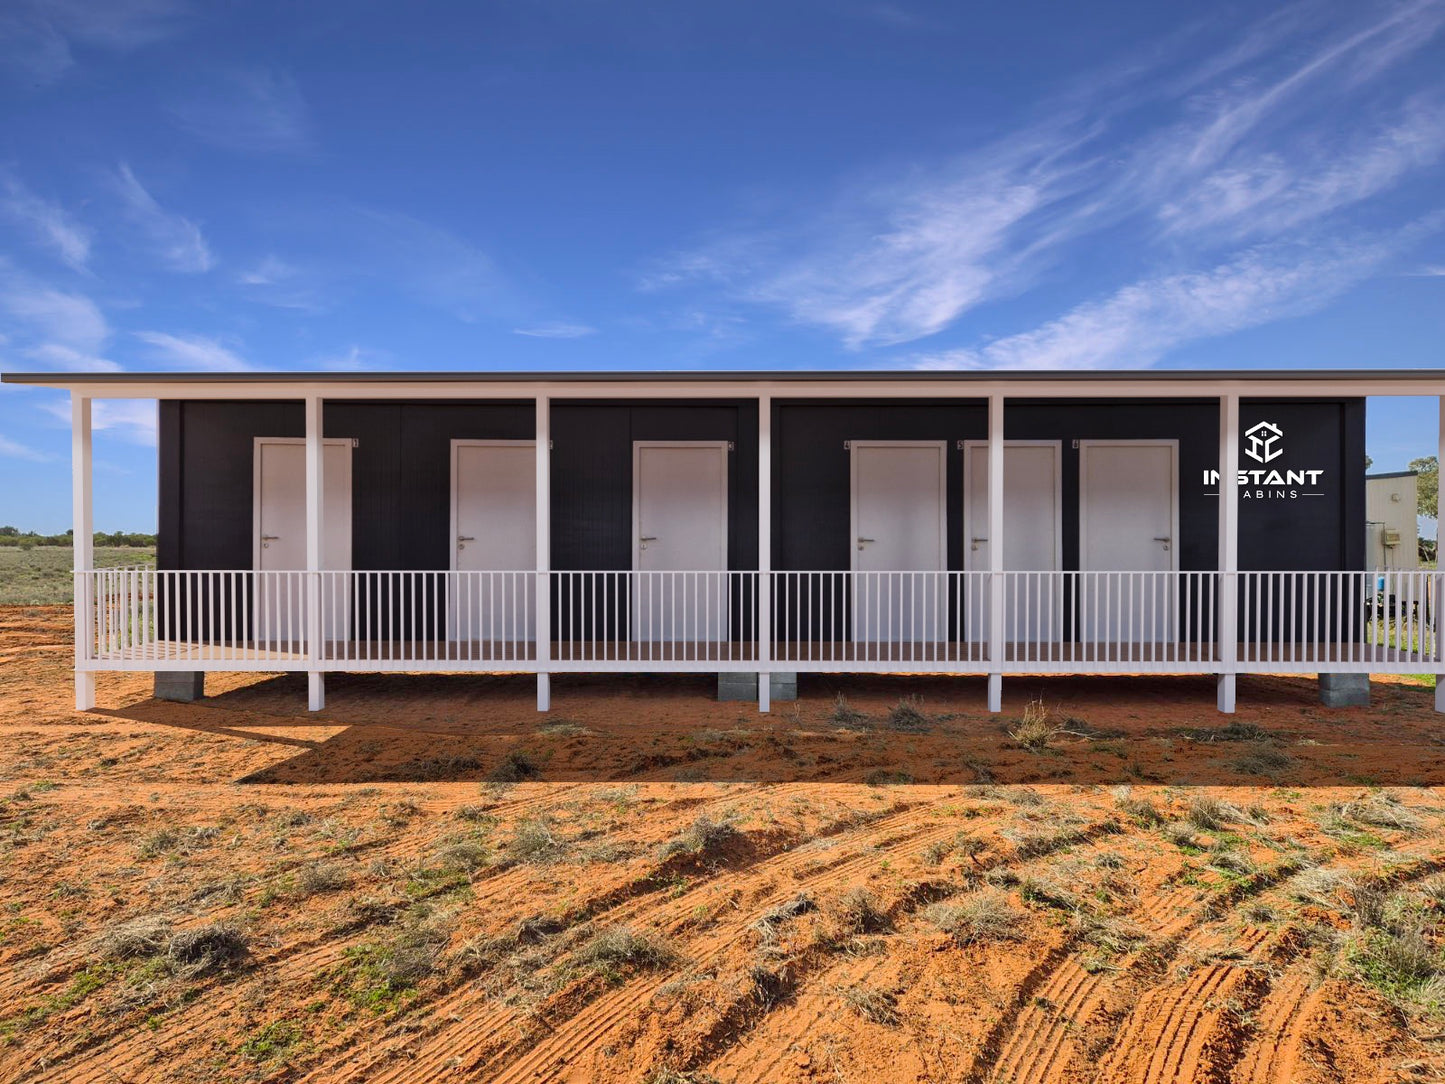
(156, 394), (1364, 648)
(158, 401), (534, 572)
(159, 399), (759, 574)
(161, 396), (1364, 577)
(771, 398), (1366, 574)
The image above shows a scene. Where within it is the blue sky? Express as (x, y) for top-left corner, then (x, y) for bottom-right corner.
(1, 0), (1443, 531)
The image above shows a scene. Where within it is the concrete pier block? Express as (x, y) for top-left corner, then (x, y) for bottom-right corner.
(1318, 672), (1369, 708)
(717, 672), (798, 703)
(154, 671), (205, 702)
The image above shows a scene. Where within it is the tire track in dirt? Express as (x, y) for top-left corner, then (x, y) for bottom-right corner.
(600, 823), (1122, 1084)
(972, 838), (1322, 1084)
(712, 953), (895, 1082)
(1230, 974), (1318, 1084)
(1081, 846), (1445, 1084)
(14, 783), (835, 1084)
(985, 956), (1107, 1084)
(680, 821), (1130, 1084)
(310, 799), (977, 1084)
(334, 796), (1053, 1084)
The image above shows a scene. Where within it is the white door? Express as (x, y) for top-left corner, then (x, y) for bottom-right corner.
(1079, 440), (1178, 644)
(850, 441), (946, 643)
(253, 439), (353, 648)
(964, 441), (1061, 647)
(450, 441), (536, 644)
(633, 442), (728, 643)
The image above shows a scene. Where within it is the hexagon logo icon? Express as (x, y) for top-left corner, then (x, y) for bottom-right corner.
(1244, 420), (1283, 464)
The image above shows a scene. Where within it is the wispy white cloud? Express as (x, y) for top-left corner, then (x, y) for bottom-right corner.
(112, 163), (213, 273)
(170, 68), (311, 154)
(648, 1), (1445, 351)
(23, 343), (120, 372)
(39, 397), (158, 445)
(93, 400), (158, 445)
(0, 258), (114, 369)
(1156, 101), (1445, 240)
(1, 281), (107, 355)
(0, 433), (50, 461)
(512, 322), (598, 339)
(133, 330), (251, 371)
(0, 170), (91, 270)
(910, 232), (1424, 371)
(0, 0), (186, 86)
(237, 255), (295, 287)
(235, 255), (327, 312)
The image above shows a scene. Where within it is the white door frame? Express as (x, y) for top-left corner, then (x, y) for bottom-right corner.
(631, 440), (730, 572)
(252, 437), (354, 571)
(449, 439), (536, 573)
(848, 439), (947, 574)
(961, 439), (1062, 573)
(1077, 439), (1180, 572)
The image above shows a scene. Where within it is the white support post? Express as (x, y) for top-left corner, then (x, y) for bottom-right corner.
(536, 396), (551, 712)
(1218, 394), (1239, 714)
(987, 393), (1004, 714)
(72, 394), (96, 711)
(305, 395), (325, 712)
(758, 393), (772, 713)
(1435, 396), (1444, 714)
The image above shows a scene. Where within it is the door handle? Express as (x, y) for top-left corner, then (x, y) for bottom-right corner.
(857, 536), (875, 551)
(1154, 536), (1171, 551)
(261, 534), (280, 541)
(971, 536), (988, 551)
(640, 535), (657, 550)
(457, 535), (475, 542)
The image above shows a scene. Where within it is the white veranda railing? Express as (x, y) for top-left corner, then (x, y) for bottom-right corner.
(76, 567), (1442, 675)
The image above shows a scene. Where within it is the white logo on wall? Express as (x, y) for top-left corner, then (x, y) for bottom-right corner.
(1244, 420), (1283, 464)
(1204, 420), (1326, 500)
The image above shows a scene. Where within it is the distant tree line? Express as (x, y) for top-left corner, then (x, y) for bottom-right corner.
(0, 527), (157, 548)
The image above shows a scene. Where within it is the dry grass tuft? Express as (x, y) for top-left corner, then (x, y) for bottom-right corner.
(99, 915), (172, 960)
(295, 862), (351, 897)
(576, 926), (678, 977)
(841, 983), (901, 1025)
(751, 893), (816, 943)
(659, 816), (741, 860)
(829, 693), (868, 729)
(1163, 822), (1202, 850)
(487, 751), (542, 784)
(925, 890), (1022, 945)
(1113, 787), (1165, 827)
(747, 961), (794, 1008)
(828, 887), (890, 935)
(886, 696), (930, 732)
(1008, 698), (1066, 751)
(1208, 849), (1257, 877)
(434, 837), (491, 873)
(863, 768), (914, 786)
(168, 922), (251, 977)
(1229, 745), (1293, 777)
(1186, 796), (1242, 832)
(1333, 794), (1423, 832)
(1288, 867), (1353, 910)
(1021, 875), (1080, 912)
(504, 817), (568, 866)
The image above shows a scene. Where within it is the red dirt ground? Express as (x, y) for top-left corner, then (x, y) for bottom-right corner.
(2, 604), (1444, 1083)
